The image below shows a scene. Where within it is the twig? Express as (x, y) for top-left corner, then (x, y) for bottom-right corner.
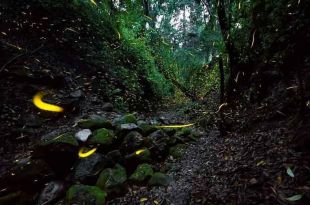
(0, 44), (44, 73)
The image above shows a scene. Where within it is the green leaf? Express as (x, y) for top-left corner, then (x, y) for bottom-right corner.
(286, 167), (294, 178)
(285, 194), (302, 201)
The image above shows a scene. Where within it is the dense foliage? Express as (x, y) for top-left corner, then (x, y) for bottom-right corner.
(1, 0), (309, 110)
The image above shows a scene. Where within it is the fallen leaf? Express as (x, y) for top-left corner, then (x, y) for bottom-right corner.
(256, 160), (265, 166)
(140, 197), (148, 203)
(287, 167), (294, 177)
(285, 194), (302, 201)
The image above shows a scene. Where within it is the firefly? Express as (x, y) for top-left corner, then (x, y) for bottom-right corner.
(33, 92), (64, 112)
(78, 147), (97, 158)
(135, 149), (146, 155)
(154, 123), (195, 129)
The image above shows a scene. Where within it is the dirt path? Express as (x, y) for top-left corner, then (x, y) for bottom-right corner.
(110, 106), (310, 205)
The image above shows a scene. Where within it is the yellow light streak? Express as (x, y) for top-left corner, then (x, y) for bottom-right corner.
(117, 30), (121, 40)
(90, 0), (97, 6)
(135, 149), (145, 155)
(33, 92), (64, 112)
(78, 147), (97, 158)
(155, 123), (195, 129)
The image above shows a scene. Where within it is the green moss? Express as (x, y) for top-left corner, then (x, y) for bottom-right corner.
(89, 128), (115, 145)
(41, 133), (78, 146)
(136, 148), (151, 161)
(129, 163), (153, 182)
(169, 144), (186, 159)
(115, 114), (137, 125)
(96, 164), (127, 191)
(66, 184), (107, 205)
(148, 172), (170, 186)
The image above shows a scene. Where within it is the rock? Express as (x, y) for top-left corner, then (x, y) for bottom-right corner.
(121, 131), (144, 153)
(175, 128), (196, 143)
(138, 123), (157, 136)
(146, 130), (169, 156)
(89, 128), (115, 145)
(169, 144), (186, 159)
(106, 150), (122, 166)
(66, 185), (107, 205)
(78, 116), (112, 129)
(102, 102), (114, 112)
(35, 133), (78, 176)
(162, 128), (177, 136)
(96, 164), (127, 193)
(70, 90), (83, 98)
(129, 163), (153, 182)
(120, 123), (138, 131)
(73, 153), (106, 182)
(75, 129), (92, 142)
(124, 148), (151, 172)
(148, 172), (170, 186)
(113, 114), (137, 125)
(37, 181), (66, 205)
(40, 132), (78, 147)
(116, 123), (139, 138)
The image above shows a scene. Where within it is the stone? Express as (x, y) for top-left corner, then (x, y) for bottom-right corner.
(77, 116), (112, 129)
(113, 114), (137, 125)
(75, 129), (92, 142)
(102, 102), (114, 112)
(120, 123), (138, 131)
(146, 130), (169, 156)
(89, 128), (115, 145)
(106, 150), (122, 166)
(37, 181), (65, 205)
(66, 185), (107, 205)
(40, 132), (78, 147)
(73, 153), (106, 181)
(148, 172), (170, 186)
(138, 123), (157, 136)
(96, 164), (127, 192)
(70, 90), (83, 98)
(129, 163), (153, 182)
(121, 131), (144, 153)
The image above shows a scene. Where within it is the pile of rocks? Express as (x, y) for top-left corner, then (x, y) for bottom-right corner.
(0, 113), (201, 204)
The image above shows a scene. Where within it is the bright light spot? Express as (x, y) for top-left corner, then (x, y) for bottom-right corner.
(78, 147), (97, 158)
(90, 0), (97, 6)
(33, 92), (64, 112)
(135, 149), (145, 155)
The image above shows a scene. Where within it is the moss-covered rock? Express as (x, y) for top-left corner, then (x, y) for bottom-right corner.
(89, 128), (115, 145)
(121, 131), (144, 153)
(169, 144), (186, 159)
(129, 163), (153, 182)
(138, 123), (157, 136)
(96, 164), (127, 192)
(78, 117), (112, 129)
(41, 132), (78, 146)
(114, 114), (137, 125)
(175, 128), (196, 142)
(66, 184), (107, 205)
(135, 148), (151, 162)
(148, 172), (170, 186)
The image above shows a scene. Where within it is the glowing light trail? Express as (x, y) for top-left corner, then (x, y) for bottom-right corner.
(33, 92), (64, 112)
(78, 147), (97, 158)
(135, 149), (146, 155)
(155, 123), (195, 129)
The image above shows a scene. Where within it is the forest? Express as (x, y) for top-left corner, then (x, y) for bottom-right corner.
(0, 0), (309, 204)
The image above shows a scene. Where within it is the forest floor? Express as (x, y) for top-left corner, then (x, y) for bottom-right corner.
(110, 104), (310, 205)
